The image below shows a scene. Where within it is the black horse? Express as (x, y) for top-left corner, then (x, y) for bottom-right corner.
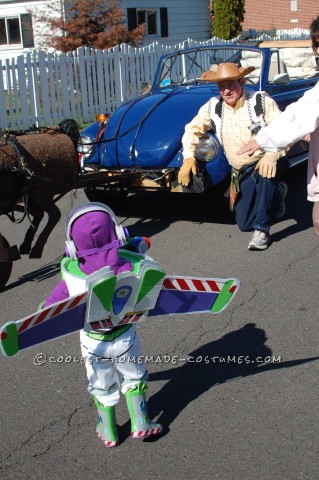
(0, 120), (79, 281)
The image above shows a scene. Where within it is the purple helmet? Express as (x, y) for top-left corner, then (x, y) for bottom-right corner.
(64, 202), (132, 275)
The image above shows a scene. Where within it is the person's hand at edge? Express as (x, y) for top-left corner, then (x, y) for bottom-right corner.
(237, 139), (260, 156)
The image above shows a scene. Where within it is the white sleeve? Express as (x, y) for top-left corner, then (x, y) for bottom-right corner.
(256, 81), (319, 151)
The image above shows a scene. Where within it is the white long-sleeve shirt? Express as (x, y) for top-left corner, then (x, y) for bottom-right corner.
(256, 81), (319, 151)
(256, 81), (319, 202)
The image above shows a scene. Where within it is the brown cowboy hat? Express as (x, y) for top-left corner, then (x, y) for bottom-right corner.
(199, 62), (255, 82)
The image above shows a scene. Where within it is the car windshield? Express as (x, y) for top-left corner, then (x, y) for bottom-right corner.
(155, 46), (263, 88)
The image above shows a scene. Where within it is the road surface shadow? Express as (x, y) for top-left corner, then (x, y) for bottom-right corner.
(271, 163), (313, 242)
(113, 163), (312, 241)
(117, 322), (319, 442)
(3, 258), (62, 292)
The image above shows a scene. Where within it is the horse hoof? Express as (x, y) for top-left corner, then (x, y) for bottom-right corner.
(29, 247), (43, 258)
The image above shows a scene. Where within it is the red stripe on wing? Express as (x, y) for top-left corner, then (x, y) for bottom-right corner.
(18, 316), (35, 333)
(192, 279), (206, 291)
(207, 280), (220, 292)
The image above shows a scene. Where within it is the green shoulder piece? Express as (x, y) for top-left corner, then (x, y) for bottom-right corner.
(92, 276), (117, 312)
(137, 268), (166, 304)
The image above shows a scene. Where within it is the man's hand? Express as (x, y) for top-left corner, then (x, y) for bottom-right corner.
(237, 139), (260, 156)
(178, 157), (197, 186)
(255, 157), (277, 178)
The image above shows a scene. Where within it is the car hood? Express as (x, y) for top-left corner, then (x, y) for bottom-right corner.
(100, 86), (218, 168)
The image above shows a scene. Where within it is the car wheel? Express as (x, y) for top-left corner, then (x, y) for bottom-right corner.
(84, 186), (128, 204)
(0, 236), (13, 290)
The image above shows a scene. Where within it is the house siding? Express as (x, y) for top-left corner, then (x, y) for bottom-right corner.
(0, 0), (46, 61)
(242, 0), (318, 31)
(123, 0), (212, 45)
(0, 0), (211, 60)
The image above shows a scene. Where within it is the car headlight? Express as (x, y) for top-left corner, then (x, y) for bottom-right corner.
(195, 133), (220, 162)
(78, 135), (94, 154)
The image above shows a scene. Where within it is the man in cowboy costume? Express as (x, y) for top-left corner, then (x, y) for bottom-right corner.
(178, 62), (287, 251)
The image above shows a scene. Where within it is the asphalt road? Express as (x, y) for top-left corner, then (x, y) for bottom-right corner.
(0, 164), (318, 480)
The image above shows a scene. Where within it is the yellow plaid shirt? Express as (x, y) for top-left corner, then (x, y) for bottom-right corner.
(182, 92), (284, 170)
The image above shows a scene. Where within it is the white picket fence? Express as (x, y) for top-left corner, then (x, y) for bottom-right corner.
(0, 29), (310, 131)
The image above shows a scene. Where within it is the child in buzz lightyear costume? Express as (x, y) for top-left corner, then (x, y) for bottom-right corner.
(44, 202), (162, 448)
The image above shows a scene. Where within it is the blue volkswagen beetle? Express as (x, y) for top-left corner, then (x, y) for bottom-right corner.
(79, 40), (317, 200)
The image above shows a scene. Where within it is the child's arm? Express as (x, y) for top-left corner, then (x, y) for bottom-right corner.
(44, 280), (70, 307)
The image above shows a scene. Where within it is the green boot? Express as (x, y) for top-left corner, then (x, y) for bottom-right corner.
(124, 382), (162, 439)
(93, 396), (119, 447)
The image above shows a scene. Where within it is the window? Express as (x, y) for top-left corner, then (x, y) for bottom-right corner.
(127, 8), (168, 38)
(137, 10), (158, 36)
(0, 14), (34, 47)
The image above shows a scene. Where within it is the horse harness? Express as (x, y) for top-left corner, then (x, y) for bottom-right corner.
(0, 123), (78, 224)
(208, 91), (266, 147)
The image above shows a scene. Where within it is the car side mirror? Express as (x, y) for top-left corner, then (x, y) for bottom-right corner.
(273, 73), (290, 85)
(141, 81), (151, 94)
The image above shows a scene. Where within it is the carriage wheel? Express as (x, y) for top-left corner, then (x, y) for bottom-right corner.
(0, 236), (13, 290)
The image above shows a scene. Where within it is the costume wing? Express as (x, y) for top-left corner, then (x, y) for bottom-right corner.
(0, 270), (239, 357)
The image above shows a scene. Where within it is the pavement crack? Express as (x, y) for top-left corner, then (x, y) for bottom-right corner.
(0, 406), (82, 473)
